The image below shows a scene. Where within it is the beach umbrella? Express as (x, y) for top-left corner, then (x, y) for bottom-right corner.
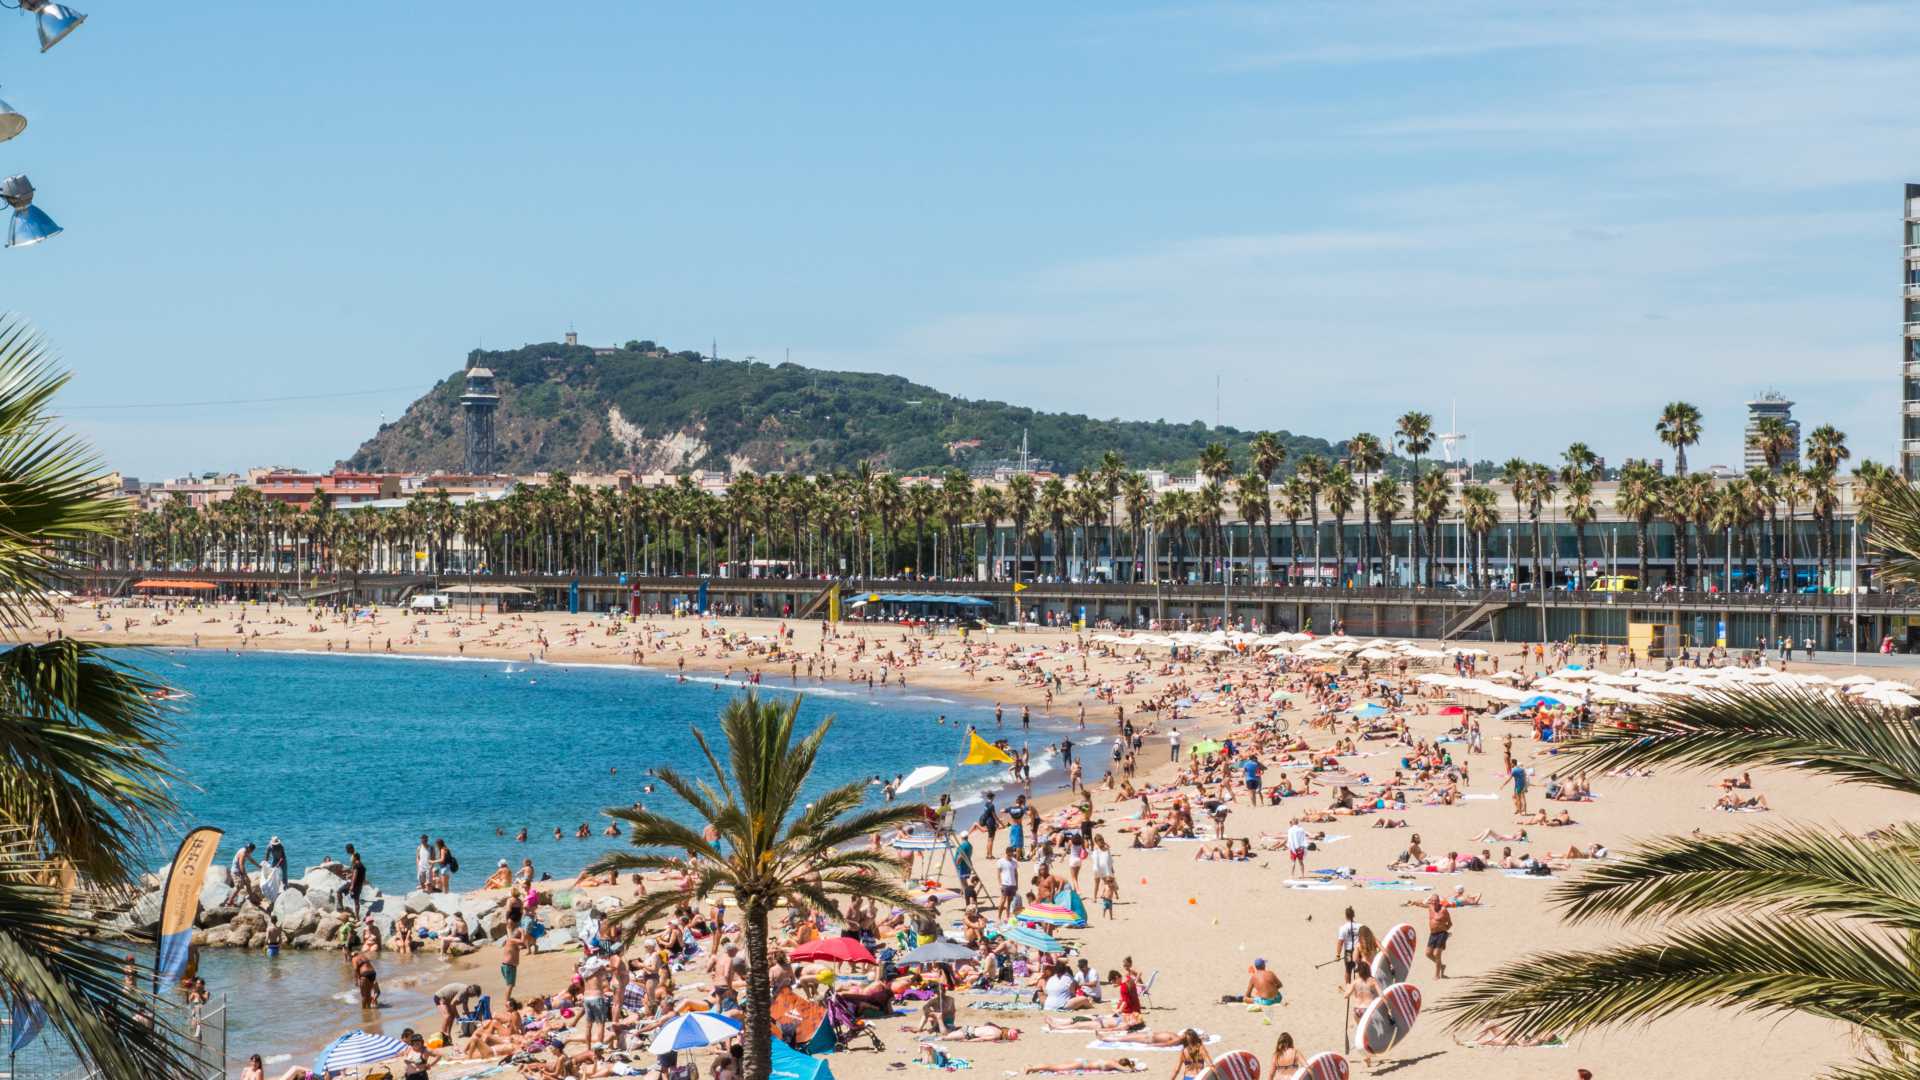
(789, 937), (876, 964)
(1014, 903), (1078, 926)
(649, 1012), (743, 1053)
(897, 940), (979, 966)
(894, 764), (950, 795)
(997, 923), (1066, 953)
(313, 1031), (407, 1076)
(1349, 703), (1388, 718)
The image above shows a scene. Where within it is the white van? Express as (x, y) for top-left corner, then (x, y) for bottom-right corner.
(409, 593), (450, 612)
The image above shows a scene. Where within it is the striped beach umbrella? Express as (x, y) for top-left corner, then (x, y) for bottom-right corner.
(995, 923), (1066, 953)
(649, 1012), (743, 1053)
(1014, 903), (1077, 927)
(313, 1031), (407, 1075)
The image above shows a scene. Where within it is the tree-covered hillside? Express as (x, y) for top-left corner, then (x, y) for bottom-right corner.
(343, 340), (1346, 475)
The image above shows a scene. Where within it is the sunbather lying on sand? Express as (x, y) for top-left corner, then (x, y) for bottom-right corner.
(1457, 1022), (1564, 1047)
(1515, 809), (1576, 827)
(1024, 1059), (1143, 1074)
(939, 1023), (1022, 1042)
(1369, 818), (1409, 829)
(1406, 885), (1481, 907)
(1715, 793), (1770, 811)
(1469, 828), (1528, 842)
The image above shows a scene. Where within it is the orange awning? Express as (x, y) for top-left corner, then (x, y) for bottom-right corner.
(132, 580), (218, 590)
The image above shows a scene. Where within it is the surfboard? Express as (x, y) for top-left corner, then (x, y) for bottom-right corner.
(1288, 1052), (1349, 1080)
(1208, 1050), (1261, 1080)
(1372, 922), (1417, 986)
(1353, 982), (1422, 1055)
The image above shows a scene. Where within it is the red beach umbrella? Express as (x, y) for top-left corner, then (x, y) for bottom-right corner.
(789, 937), (876, 964)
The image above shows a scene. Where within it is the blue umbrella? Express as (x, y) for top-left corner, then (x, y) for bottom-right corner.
(313, 1031), (407, 1076)
(649, 1011), (743, 1053)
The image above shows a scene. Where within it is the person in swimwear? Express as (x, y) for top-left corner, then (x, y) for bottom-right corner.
(1242, 958), (1282, 1005)
(1023, 1059), (1140, 1074)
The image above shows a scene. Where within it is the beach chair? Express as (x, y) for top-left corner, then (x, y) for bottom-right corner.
(1139, 970), (1158, 1009)
(456, 994), (492, 1036)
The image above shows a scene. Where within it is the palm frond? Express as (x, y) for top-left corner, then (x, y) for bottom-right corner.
(0, 641), (180, 883)
(1866, 477), (1920, 588)
(0, 850), (195, 1078)
(1552, 824), (1920, 931)
(1562, 688), (1920, 795)
(1441, 917), (1920, 1049)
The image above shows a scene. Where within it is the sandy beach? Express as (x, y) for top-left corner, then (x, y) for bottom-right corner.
(40, 597), (1920, 1080)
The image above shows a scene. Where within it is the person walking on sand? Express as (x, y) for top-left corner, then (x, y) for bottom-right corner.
(1169, 728), (1181, 762)
(1425, 892), (1453, 979)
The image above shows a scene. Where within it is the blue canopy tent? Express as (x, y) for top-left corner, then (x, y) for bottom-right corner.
(853, 593), (998, 619)
(772, 1040), (835, 1080)
(1051, 887), (1089, 927)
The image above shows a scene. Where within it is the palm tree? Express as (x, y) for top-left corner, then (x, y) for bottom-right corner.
(1347, 433), (1385, 581)
(940, 470), (973, 579)
(1563, 474), (1597, 589)
(1097, 450), (1127, 579)
(1324, 466), (1356, 586)
(1233, 472), (1268, 583)
(1154, 490), (1193, 583)
(1614, 462), (1659, 590)
(1248, 433), (1285, 581)
(1004, 474), (1036, 583)
(1371, 472), (1404, 585)
(1414, 469), (1451, 588)
(1039, 478), (1070, 580)
(0, 321), (197, 1077)
(1523, 463), (1557, 590)
(1121, 472), (1152, 583)
(1278, 477), (1309, 586)
(1460, 484), (1499, 587)
(1499, 459), (1530, 586)
(1197, 442), (1233, 488)
(1295, 454), (1328, 585)
(589, 694), (927, 1080)
(1445, 487), (1920, 1071)
(1656, 401), (1703, 477)
(1396, 412), (1434, 581)
(1745, 467), (1779, 589)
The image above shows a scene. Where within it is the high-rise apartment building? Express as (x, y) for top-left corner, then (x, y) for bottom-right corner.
(1905, 183), (1920, 479)
(1743, 391), (1799, 472)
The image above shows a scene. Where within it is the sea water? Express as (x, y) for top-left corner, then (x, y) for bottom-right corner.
(123, 648), (1099, 1070)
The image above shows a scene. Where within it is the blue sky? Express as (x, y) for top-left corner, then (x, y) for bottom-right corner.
(4, 2), (1912, 477)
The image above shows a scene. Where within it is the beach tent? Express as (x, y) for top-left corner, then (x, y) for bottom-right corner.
(771, 1040), (835, 1080)
(1051, 887), (1089, 927)
(771, 988), (835, 1055)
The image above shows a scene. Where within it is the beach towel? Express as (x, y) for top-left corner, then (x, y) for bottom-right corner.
(1460, 793), (1498, 801)
(1282, 880), (1347, 891)
(1501, 869), (1554, 879)
(1362, 881), (1431, 892)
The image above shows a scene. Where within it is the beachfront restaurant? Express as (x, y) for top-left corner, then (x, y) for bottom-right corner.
(848, 592), (997, 623)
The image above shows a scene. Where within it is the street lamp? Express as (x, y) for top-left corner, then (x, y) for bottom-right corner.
(12, 1), (84, 52)
(1, 174), (59, 247)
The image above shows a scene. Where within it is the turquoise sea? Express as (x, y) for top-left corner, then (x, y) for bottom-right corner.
(123, 648), (1098, 1072)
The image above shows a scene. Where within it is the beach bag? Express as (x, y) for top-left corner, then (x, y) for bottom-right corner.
(445, 853), (460, 874)
(527, 920), (548, 940)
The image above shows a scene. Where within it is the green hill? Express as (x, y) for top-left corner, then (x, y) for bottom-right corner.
(342, 340), (1345, 476)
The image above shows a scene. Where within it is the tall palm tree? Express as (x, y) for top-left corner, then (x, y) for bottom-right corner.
(1460, 484), (1499, 587)
(1446, 485), (1920, 1072)
(1295, 455), (1328, 585)
(1233, 472), (1269, 583)
(1563, 474), (1597, 589)
(1038, 478), (1070, 580)
(1248, 433), (1285, 581)
(1499, 458), (1530, 586)
(1371, 472), (1404, 585)
(1097, 450), (1127, 579)
(1154, 489), (1193, 583)
(1278, 477), (1309, 586)
(589, 694), (926, 1080)
(1414, 468), (1451, 588)
(1523, 463), (1557, 590)
(1396, 412), (1434, 581)
(1121, 472), (1152, 584)
(0, 321), (196, 1078)
(1657, 401), (1704, 477)
(1324, 466), (1356, 586)
(1347, 433), (1385, 581)
(1612, 462), (1658, 590)
(1197, 442), (1233, 489)
(1004, 474), (1036, 583)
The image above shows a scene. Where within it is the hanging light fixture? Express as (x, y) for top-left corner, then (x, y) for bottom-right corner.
(1, 175), (61, 247)
(16, 1), (83, 52)
(0, 94), (22, 143)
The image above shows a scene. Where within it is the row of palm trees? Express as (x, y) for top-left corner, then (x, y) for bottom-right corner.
(92, 409), (1888, 592)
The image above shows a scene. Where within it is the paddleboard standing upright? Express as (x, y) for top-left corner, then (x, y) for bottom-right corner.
(1354, 983), (1423, 1056)
(1372, 922), (1417, 986)
(1290, 1052), (1349, 1080)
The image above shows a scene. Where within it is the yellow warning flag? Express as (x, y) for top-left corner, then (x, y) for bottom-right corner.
(1013, 582), (1028, 593)
(961, 731), (1016, 766)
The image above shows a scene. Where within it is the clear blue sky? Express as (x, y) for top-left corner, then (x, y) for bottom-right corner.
(6, 2), (1911, 478)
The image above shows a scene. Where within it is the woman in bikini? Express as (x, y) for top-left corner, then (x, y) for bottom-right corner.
(1267, 1033), (1304, 1078)
(1024, 1060), (1141, 1074)
(1170, 1031), (1211, 1080)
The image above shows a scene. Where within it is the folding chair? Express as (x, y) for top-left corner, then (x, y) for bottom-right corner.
(1139, 970), (1158, 1009)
